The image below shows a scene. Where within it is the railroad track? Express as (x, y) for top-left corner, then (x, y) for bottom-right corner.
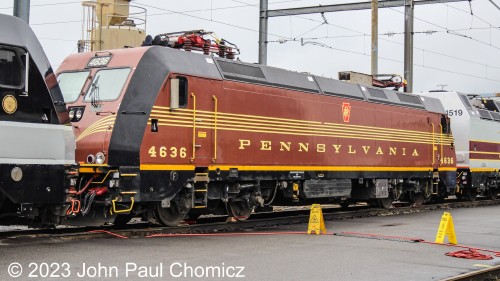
(1, 198), (499, 243)
(442, 265), (500, 281)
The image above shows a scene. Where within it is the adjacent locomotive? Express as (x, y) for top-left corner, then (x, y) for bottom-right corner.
(418, 91), (500, 200)
(56, 40), (456, 226)
(0, 14), (76, 225)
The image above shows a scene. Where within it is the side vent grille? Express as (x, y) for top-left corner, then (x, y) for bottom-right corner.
(217, 60), (265, 80)
(489, 111), (500, 121)
(478, 109), (493, 120)
(367, 88), (387, 99)
(397, 93), (423, 106)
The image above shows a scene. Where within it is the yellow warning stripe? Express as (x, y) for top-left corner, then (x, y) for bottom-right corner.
(140, 164), (435, 172)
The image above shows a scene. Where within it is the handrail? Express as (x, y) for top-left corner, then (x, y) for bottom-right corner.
(431, 123), (435, 165)
(111, 197), (135, 214)
(191, 93), (196, 162)
(439, 124), (443, 164)
(212, 95), (218, 163)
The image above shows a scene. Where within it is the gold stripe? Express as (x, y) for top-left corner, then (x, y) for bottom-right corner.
(155, 121), (452, 145)
(150, 114), (444, 143)
(438, 167), (457, 171)
(76, 115), (116, 141)
(469, 151), (500, 155)
(470, 168), (498, 172)
(140, 164), (196, 171)
(470, 139), (500, 144)
(139, 164), (434, 172)
(208, 165), (434, 172)
(470, 159), (500, 162)
(151, 108), (453, 141)
(120, 173), (138, 177)
(153, 106), (437, 136)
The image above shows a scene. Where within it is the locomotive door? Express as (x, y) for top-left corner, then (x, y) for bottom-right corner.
(187, 77), (216, 166)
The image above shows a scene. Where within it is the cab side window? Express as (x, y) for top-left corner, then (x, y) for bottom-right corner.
(178, 76), (188, 108)
(0, 49), (22, 87)
(441, 115), (450, 134)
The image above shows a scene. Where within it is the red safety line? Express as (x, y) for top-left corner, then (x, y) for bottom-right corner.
(87, 230), (129, 239)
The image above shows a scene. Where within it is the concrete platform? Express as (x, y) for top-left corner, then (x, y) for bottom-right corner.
(0, 205), (499, 280)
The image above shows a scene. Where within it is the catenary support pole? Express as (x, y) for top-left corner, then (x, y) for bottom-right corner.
(13, 0), (30, 24)
(371, 0), (378, 76)
(404, 0), (414, 92)
(259, 0), (268, 65)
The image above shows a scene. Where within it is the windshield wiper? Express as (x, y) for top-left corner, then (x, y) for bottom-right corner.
(89, 75), (101, 108)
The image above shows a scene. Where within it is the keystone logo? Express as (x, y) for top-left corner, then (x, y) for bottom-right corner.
(342, 102), (351, 123)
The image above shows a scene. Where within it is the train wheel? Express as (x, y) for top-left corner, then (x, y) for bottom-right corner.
(377, 198), (393, 209)
(155, 201), (186, 226)
(0, 193), (5, 210)
(340, 201), (350, 209)
(227, 200), (253, 221)
(487, 187), (498, 200)
(409, 192), (425, 206)
(465, 189), (478, 202)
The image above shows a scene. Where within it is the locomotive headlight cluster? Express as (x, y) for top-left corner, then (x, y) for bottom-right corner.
(95, 152), (106, 164)
(68, 106), (85, 122)
(86, 152), (106, 164)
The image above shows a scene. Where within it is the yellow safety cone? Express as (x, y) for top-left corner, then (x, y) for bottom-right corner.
(434, 212), (458, 244)
(307, 204), (327, 234)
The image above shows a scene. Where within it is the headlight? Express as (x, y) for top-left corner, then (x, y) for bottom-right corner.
(95, 152), (106, 164)
(69, 110), (75, 120)
(87, 154), (95, 164)
(75, 109), (83, 120)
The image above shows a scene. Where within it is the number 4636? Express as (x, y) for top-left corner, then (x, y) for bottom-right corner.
(148, 146), (187, 158)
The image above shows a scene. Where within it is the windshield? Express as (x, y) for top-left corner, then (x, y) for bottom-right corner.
(58, 71), (89, 103)
(84, 68), (130, 103)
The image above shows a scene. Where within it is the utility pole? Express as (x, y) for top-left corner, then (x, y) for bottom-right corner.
(261, 0), (468, 92)
(404, 0), (414, 92)
(371, 0), (378, 76)
(259, 0), (268, 65)
(13, 0), (30, 24)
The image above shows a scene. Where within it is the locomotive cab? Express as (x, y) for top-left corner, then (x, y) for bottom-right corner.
(0, 14), (76, 226)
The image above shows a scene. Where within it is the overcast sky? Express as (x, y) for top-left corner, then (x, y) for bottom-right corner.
(1, 0), (499, 93)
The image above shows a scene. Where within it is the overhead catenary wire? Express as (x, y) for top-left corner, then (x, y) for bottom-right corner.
(287, 40), (500, 84)
(256, 1), (500, 82)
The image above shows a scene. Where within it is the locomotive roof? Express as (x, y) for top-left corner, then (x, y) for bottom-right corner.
(142, 46), (442, 112)
(0, 14), (51, 74)
(60, 45), (445, 115)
